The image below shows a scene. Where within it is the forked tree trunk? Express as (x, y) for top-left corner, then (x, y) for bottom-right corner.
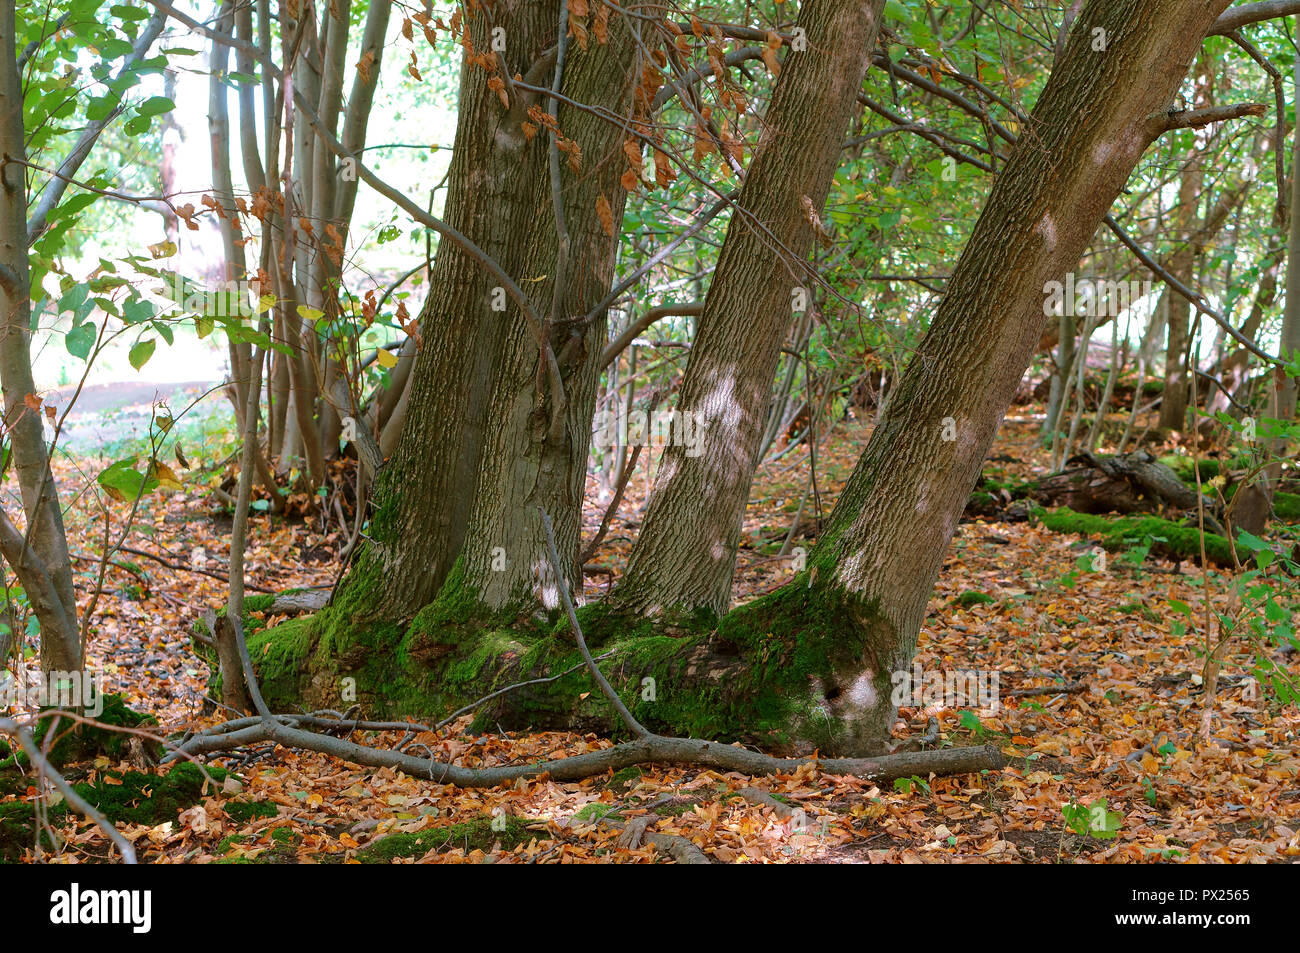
(333, 1), (557, 622)
(609, 0), (886, 618)
(251, 0), (1240, 757)
(449, 17), (637, 614)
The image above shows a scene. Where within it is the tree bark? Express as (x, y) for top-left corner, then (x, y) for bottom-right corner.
(794, 0), (1234, 754)
(333, 1), (557, 622)
(0, 1), (82, 672)
(610, 0), (887, 618)
(452, 14), (638, 614)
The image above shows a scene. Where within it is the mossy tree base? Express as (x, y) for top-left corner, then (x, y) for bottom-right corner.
(246, 564), (897, 756)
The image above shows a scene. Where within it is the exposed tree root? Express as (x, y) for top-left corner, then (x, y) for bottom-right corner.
(167, 714), (1004, 788)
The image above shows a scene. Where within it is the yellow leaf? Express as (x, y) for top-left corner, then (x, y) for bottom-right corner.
(376, 347), (399, 369)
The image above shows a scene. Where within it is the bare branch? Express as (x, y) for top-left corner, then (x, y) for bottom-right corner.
(1208, 1), (1300, 36)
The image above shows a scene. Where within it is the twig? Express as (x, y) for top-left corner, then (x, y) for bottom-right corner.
(538, 506), (649, 738)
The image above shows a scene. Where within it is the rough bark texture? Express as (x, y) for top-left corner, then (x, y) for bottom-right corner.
(612, 0), (886, 617)
(336, 1), (556, 622)
(454, 18), (637, 613)
(797, 0), (1234, 754)
(0, 4), (82, 671)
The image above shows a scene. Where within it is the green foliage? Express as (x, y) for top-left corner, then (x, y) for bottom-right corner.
(1062, 798), (1122, 840)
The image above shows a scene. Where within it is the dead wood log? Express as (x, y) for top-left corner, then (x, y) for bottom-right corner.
(1029, 450), (1224, 533)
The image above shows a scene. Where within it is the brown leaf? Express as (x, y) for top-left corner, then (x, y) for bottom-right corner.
(595, 194), (614, 238)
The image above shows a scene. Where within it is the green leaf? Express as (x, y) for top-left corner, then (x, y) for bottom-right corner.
(1236, 530), (1269, 553)
(96, 457), (157, 502)
(85, 95), (119, 121)
(122, 297), (155, 324)
(135, 94), (174, 118)
(128, 337), (156, 370)
(58, 282), (89, 316)
(65, 321), (96, 359)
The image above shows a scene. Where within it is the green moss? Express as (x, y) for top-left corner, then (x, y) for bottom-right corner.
(212, 828), (300, 864)
(1273, 492), (1300, 522)
(1036, 507), (1234, 565)
(604, 766), (643, 793)
(954, 590), (996, 608)
(225, 799), (279, 823)
(1159, 455), (1222, 484)
(573, 803), (618, 821)
(20, 695), (160, 769)
(242, 616), (316, 711)
(217, 833), (247, 851)
(0, 761), (226, 861)
(352, 816), (532, 862)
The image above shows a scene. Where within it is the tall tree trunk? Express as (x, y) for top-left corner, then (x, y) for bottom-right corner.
(450, 15), (638, 614)
(332, 1), (556, 622)
(1236, 24), (1300, 534)
(791, 0), (1234, 754)
(0, 1), (81, 671)
(610, 0), (886, 618)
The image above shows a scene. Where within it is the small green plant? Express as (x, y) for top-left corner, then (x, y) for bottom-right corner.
(893, 775), (931, 795)
(959, 709), (987, 739)
(1062, 797), (1122, 839)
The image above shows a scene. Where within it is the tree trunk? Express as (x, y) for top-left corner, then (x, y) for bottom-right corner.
(1158, 57), (1212, 430)
(0, 2), (82, 672)
(450, 16), (637, 615)
(1237, 22), (1300, 534)
(610, 0), (886, 618)
(332, 2), (557, 622)
(791, 0), (1234, 754)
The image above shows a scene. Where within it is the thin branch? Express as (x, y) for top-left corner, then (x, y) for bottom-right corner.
(538, 506), (649, 738)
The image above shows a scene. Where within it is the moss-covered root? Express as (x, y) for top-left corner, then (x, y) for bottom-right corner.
(463, 580), (900, 756)
(238, 564), (902, 756)
(353, 816), (533, 862)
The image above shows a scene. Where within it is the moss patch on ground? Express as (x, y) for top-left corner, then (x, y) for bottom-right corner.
(1036, 507), (1234, 565)
(2, 695), (161, 769)
(353, 816), (532, 862)
(0, 761), (226, 861)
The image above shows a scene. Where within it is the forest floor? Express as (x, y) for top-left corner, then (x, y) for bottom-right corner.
(2, 405), (1298, 863)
